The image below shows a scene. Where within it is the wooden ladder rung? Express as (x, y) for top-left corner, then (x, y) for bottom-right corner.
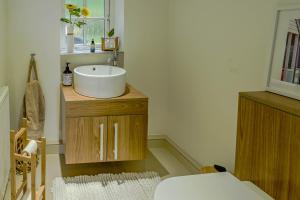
(14, 128), (26, 140)
(14, 153), (31, 162)
(26, 139), (42, 145)
(35, 185), (45, 199)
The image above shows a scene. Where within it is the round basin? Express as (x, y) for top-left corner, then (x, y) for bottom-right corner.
(74, 65), (126, 98)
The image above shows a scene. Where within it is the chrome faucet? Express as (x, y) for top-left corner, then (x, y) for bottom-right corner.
(107, 49), (118, 66)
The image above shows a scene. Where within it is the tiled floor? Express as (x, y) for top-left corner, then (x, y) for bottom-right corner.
(4, 140), (196, 200)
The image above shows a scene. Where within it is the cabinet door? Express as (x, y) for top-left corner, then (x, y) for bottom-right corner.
(65, 117), (107, 164)
(107, 115), (147, 161)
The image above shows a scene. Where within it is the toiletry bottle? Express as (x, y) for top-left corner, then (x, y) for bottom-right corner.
(63, 62), (73, 86)
(90, 39), (95, 53)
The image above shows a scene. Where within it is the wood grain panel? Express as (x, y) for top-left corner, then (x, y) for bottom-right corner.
(65, 100), (148, 117)
(61, 84), (149, 164)
(61, 85), (148, 117)
(62, 84), (148, 102)
(65, 117), (107, 164)
(107, 115), (147, 161)
(240, 91), (300, 117)
(235, 93), (300, 200)
(289, 116), (300, 200)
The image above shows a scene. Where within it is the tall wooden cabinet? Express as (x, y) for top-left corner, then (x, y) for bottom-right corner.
(235, 91), (300, 200)
(61, 85), (148, 164)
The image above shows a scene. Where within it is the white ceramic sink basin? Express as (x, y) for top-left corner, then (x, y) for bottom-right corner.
(74, 65), (126, 98)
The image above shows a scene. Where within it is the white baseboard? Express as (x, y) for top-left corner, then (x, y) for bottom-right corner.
(164, 135), (201, 169)
(149, 134), (201, 173)
(47, 133), (167, 145)
(46, 143), (64, 154)
(148, 134), (167, 140)
(46, 140), (61, 145)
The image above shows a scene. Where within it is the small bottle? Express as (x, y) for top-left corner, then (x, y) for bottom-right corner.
(63, 62), (73, 86)
(90, 39), (95, 53)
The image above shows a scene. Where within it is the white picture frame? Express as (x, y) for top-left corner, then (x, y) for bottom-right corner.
(267, 4), (300, 100)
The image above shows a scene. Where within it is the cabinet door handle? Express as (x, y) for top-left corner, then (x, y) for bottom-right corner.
(100, 123), (104, 161)
(113, 123), (118, 160)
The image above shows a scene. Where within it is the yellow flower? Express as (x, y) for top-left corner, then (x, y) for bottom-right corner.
(81, 7), (90, 17)
(65, 4), (77, 10)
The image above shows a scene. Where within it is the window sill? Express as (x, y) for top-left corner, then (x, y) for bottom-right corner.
(60, 49), (112, 56)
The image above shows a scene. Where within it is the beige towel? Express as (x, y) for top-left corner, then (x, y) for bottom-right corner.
(25, 80), (45, 139)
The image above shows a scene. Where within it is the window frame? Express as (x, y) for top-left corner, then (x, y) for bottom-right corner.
(61, 0), (111, 52)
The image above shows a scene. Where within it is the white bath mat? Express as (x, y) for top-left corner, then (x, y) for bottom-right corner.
(51, 172), (161, 200)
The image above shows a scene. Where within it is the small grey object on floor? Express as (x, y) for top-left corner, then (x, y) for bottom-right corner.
(51, 171), (161, 200)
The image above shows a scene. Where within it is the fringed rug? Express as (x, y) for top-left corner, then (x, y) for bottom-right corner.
(51, 172), (160, 200)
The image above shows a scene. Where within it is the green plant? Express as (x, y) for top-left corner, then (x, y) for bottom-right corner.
(60, 4), (90, 28)
(107, 28), (115, 38)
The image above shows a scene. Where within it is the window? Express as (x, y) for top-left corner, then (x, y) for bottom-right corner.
(63, 0), (111, 50)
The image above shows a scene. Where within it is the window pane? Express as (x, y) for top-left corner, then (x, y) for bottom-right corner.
(84, 19), (105, 44)
(65, 0), (83, 6)
(87, 0), (105, 17)
(64, 0), (83, 16)
(74, 26), (84, 45)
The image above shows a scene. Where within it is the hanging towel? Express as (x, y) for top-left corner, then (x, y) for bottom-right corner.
(24, 54), (45, 139)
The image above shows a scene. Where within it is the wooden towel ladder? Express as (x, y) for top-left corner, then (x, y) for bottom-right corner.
(10, 118), (46, 200)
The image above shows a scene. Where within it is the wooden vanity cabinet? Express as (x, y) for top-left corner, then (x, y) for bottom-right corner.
(61, 85), (148, 164)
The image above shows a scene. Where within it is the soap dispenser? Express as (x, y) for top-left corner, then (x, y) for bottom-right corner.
(90, 39), (95, 53)
(63, 62), (73, 86)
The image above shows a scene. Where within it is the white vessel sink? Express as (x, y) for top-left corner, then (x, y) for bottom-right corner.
(74, 65), (126, 98)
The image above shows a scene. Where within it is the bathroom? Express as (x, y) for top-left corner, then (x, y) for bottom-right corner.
(1, 0), (300, 199)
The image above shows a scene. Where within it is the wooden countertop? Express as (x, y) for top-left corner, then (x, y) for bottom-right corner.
(61, 84), (148, 103)
(239, 91), (300, 117)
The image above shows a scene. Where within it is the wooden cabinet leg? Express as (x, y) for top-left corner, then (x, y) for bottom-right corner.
(31, 154), (36, 200)
(10, 131), (16, 200)
(41, 137), (46, 200)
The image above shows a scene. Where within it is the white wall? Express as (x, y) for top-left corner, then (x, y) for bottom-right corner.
(7, 0), (169, 143)
(167, 0), (280, 171)
(114, 0), (125, 50)
(7, 0), (61, 143)
(124, 0), (170, 135)
(0, 2), (8, 197)
(0, 0), (7, 87)
(5, 0), (291, 172)
(0, 87), (9, 200)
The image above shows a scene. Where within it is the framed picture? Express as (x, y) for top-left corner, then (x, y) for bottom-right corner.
(101, 37), (119, 51)
(267, 4), (300, 100)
